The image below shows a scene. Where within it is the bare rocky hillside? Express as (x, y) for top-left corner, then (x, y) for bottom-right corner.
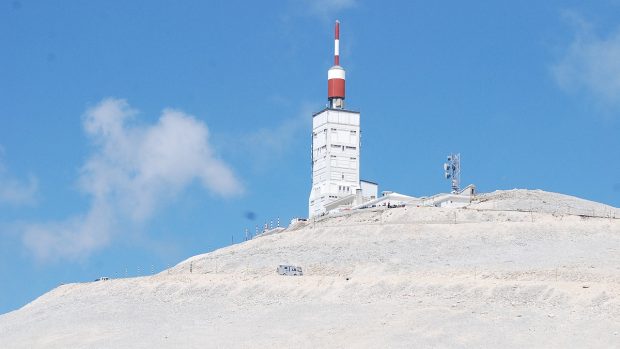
(1, 190), (619, 348)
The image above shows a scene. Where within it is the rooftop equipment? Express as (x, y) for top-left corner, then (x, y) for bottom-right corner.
(444, 153), (461, 194)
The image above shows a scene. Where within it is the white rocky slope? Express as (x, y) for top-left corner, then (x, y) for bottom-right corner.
(1, 189), (619, 348)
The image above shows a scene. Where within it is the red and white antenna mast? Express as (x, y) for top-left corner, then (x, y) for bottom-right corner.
(334, 20), (340, 66)
(328, 20), (346, 109)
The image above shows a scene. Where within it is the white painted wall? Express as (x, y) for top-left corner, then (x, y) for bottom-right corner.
(309, 108), (361, 217)
(360, 181), (378, 200)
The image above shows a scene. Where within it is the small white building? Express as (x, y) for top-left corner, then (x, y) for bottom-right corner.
(351, 185), (477, 210)
(418, 184), (476, 208)
(352, 191), (420, 210)
(360, 180), (378, 200)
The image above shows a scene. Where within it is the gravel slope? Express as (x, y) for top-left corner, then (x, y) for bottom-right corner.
(1, 190), (619, 348)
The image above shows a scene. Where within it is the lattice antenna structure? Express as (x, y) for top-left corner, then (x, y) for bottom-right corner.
(444, 153), (461, 194)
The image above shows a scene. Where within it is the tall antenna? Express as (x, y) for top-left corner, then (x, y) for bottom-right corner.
(334, 20), (340, 66)
(328, 20), (346, 109)
(444, 153), (460, 194)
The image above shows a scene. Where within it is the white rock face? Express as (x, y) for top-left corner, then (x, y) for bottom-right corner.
(1, 190), (619, 348)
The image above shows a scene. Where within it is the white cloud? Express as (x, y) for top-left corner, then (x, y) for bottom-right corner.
(221, 104), (312, 173)
(22, 200), (113, 261)
(552, 13), (620, 108)
(0, 149), (38, 206)
(79, 99), (242, 220)
(245, 107), (311, 155)
(22, 98), (242, 261)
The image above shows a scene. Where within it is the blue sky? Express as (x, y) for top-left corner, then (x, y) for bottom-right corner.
(1, 0), (619, 313)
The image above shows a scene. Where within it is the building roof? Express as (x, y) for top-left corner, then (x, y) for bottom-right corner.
(312, 107), (360, 117)
(360, 179), (378, 185)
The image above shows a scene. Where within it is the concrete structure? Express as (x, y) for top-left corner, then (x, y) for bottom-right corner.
(309, 108), (361, 217)
(307, 22), (476, 218)
(351, 185), (477, 210)
(419, 184), (476, 208)
(360, 180), (378, 200)
(352, 192), (419, 210)
(309, 21), (364, 217)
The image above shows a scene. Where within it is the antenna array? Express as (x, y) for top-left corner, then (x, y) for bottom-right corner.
(444, 153), (461, 194)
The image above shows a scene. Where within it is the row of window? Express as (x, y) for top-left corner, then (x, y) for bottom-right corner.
(330, 144), (357, 150)
(313, 129), (357, 137)
(329, 155), (357, 160)
(330, 128), (356, 134)
(315, 144), (357, 151)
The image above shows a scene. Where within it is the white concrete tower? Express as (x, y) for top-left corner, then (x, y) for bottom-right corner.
(308, 20), (361, 217)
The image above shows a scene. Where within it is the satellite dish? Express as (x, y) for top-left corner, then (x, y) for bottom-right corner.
(443, 163), (450, 171)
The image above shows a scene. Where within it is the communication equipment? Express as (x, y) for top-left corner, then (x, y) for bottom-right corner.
(444, 153), (460, 194)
